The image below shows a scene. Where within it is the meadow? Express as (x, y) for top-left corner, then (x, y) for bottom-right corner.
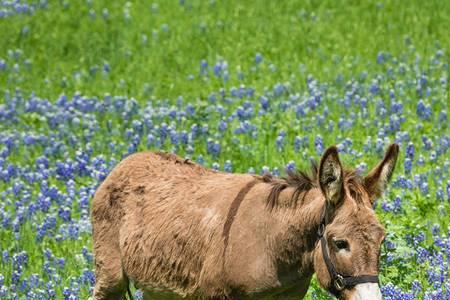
(0, 0), (449, 299)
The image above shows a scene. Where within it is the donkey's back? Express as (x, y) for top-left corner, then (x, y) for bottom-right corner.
(92, 152), (259, 300)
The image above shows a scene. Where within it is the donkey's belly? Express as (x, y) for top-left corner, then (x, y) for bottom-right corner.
(135, 270), (312, 300)
(244, 274), (312, 300)
(139, 279), (312, 300)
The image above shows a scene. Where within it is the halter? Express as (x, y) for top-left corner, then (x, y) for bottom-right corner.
(317, 208), (379, 296)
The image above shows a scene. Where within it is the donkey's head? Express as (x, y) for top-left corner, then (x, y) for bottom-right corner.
(313, 144), (399, 300)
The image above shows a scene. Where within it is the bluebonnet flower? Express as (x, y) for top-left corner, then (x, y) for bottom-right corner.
(0, 286), (7, 298)
(416, 100), (432, 120)
(169, 130), (179, 146)
(58, 206), (71, 222)
(224, 160), (232, 173)
(417, 155), (425, 166)
(213, 60), (227, 78)
(199, 59), (208, 76)
(211, 162), (220, 171)
(12, 251), (28, 269)
(314, 135), (324, 155)
(218, 119), (227, 132)
(207, 140), (221, 157)
(389, 114), (401, 132)
(406, 142), (415, 160)
(147, 134), (155, 148)
(436, 187), (444, 201)
(12, 270), (21, 284)
(391, 196), (402, 213)
(55, 257), (65, 269)
(381, 201), (391, 213)
(135, 289), (144, 300)
(272, 167), (280, 177)
(375, 138), (385, 154)
(275, 134), (285, 151)
(255, 53), (263, 64)
(185, 103), (195, 116)
(103, 62), (110, 74)
(285, 161), (296, 173)
(43, 248), (53, 260)
(80, 269), (95, 285)
(404, 158), (412, 174)
(2, 250), (10, 263)
(79, 246), (92, 264)
(376, 52), (384, 64)
(259, 96), (269, 110)
(62, 287), (71, 299)
(438, 110), (447, 123)
(261, 166), (270, 175)
(431, 224), (440, 236)
(201, 124), (209, 135)
(55, 161), (75, 180)
(411, 280), (422, 295)
(196, 155), (204, 165)
(429, 151), (437, 163)
(293, 136), (302, 152)
(422, 135), (433, 150)
(356, 162), (367, 175)
(101, 8), (109, 19)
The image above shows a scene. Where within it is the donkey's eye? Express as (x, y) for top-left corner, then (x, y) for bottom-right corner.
(333, 239), (349, 250)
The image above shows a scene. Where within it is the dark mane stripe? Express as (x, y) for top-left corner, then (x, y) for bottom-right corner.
(222, 178), (260, 269)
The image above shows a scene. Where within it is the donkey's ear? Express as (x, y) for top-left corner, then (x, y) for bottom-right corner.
(318, 146), (344, 205)
(364, 144), (399, 203)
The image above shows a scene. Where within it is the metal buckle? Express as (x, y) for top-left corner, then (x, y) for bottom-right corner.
(334, 275), (345, 291)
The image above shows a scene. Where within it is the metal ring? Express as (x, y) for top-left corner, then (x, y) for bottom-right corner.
(334, 275), (345, 291)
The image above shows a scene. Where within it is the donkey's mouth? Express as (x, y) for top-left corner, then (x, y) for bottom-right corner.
(347, 283), (382, 300)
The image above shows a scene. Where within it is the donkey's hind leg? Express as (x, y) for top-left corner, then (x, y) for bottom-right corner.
(92, 221), (128, 300)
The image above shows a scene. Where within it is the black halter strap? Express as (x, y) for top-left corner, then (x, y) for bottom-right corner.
(317, 208), (379, 296)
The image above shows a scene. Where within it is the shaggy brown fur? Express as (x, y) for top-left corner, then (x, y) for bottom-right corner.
(92, 145), (399, 300)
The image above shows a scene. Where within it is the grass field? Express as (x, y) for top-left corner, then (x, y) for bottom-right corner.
(0, 0), (449, 299)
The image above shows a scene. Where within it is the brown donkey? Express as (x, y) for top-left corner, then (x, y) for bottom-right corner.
(92, 144), (399, 300)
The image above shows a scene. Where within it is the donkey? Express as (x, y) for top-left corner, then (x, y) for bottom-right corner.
(91, 144), (399, 300)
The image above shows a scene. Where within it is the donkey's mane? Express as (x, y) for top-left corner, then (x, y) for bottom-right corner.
(264, 161), (366, 209)
(263, 161), (318, 210)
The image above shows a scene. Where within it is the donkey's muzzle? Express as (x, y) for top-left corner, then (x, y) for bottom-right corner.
(349, 283), (382, 300)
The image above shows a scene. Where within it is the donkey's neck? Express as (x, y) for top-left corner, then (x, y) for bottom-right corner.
(269, 187), (325, 278)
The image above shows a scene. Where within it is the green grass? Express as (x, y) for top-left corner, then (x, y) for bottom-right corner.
(1, 0), (449, 100)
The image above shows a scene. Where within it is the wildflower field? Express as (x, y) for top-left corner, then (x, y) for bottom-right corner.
(0, 1), (449, 299)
